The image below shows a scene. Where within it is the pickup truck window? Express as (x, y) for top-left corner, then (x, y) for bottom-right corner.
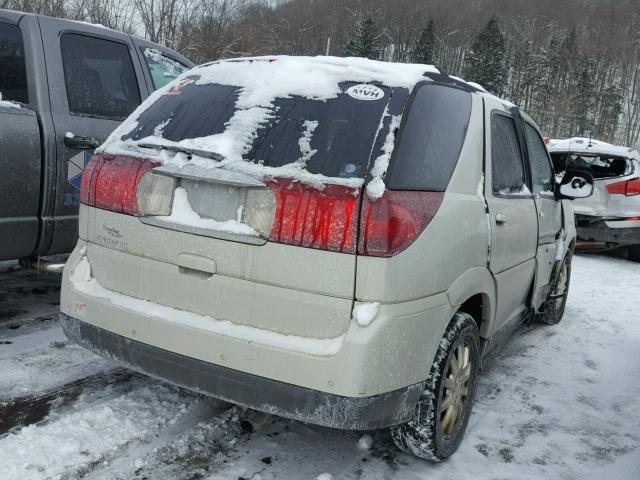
(143, 48), (188, 89)
(0, 22), (28, 103)
(491, 113), (526, 195)
(61, 33), (140, 120)
(524, 123), (554, 195)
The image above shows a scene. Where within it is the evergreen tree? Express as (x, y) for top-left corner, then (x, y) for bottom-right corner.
(411, 18), (437, 65)
(344, 18), (382, 60)
(464, 17), (508, 95)
(573, 63), (595, 135)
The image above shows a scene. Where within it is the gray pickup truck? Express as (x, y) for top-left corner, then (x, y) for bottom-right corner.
(0, 9), (193, 263)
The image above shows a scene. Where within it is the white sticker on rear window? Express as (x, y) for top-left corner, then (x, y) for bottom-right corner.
(346, 84), (385, 101)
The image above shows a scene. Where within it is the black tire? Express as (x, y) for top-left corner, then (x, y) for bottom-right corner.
(536, 250), (572, 325)
(390, 312), (480, 461)
(628, 245), (640, 263)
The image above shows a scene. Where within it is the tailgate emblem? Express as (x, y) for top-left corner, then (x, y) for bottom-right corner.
(97, 223), (128, 250)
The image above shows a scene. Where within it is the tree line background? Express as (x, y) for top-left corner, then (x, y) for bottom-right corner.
(3, 0), (640, 148)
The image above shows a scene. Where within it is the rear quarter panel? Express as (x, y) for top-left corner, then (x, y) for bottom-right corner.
(355, 95), (489, 304)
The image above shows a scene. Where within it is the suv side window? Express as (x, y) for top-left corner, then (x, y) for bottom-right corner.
(142, 48), (188, 89)
(491, 114), (526, 195)
(61, 33), (140, 119)
(0, 22), (28, 104)
(524, 123), (554, 195)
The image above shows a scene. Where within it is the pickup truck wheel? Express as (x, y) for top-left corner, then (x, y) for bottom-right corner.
(536, 251), (572, 325)
(390, 312), (479, 461)
(628, 245), (640, 263)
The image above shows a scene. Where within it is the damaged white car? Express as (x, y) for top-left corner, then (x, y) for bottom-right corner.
(547, 137), (640, 261)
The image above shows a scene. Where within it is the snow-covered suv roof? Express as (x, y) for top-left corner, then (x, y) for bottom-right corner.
(99, 56), (508, 194)
(547, 137), (640, 160)
(199, 55), (443, 89)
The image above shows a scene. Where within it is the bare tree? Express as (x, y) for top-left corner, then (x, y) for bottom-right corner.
(4, 0), (639, 147)
(136, 0), (200, 49)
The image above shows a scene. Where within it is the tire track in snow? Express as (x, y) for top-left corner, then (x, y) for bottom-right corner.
(85, 402), (241, 480)
(0, 325), (116, 401)
(0, 379), (204, 480)
(0, 368), (139, 434)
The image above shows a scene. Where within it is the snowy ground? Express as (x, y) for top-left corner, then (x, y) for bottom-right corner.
(0, 253), (639, 480)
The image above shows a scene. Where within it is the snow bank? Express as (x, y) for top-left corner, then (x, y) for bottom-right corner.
(70, 256), (344, 356)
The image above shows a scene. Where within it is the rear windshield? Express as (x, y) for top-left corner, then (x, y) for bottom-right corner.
(385, 83), (472, 191)
(550, 152), (631, 179)
(124, 80), (406, 179)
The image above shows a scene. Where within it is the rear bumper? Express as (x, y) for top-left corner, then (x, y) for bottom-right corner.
(576, 216), (640, 246)
(60, 241), (454, 428)
(60, 313), (423, 429)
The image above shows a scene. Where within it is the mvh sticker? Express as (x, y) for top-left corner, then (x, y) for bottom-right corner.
(346, 84), (385, 101)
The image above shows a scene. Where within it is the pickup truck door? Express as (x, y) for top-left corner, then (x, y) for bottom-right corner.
(483, 99), (538, 333)
(522, 119), (563, 309)
(37, 17), (150, 254)
(0, 21), (42, 260)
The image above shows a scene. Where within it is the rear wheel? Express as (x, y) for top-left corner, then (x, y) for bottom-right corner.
(628, 245), (640, 263)
(390, 312), (479, 461)
(536, 250), (572, 325)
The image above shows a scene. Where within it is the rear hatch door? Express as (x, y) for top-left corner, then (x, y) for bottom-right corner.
(84, 71), (407, 339)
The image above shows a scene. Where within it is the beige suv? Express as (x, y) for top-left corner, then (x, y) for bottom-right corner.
(60, 57), (593, 460)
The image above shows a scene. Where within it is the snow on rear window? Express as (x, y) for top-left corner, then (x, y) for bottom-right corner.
(100, 56), (438, 188)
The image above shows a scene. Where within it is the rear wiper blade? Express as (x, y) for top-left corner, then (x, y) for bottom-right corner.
(137, 143), (224, 162)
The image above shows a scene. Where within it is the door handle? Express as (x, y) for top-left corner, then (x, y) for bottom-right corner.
(64, 132), (100, 150)
(177, 253), (217, 275)
(495, 213), (507, 224)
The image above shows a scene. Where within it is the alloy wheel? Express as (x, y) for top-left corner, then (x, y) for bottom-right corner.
(439, 342), (473, 437)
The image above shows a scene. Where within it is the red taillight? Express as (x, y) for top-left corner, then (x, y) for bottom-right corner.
(79, 156), (99, 205)
(627, 178), (640, 196)
(80, 154), (160, 215)
(606, 178), (640, 196)
(359, 190), (444, 257)
(266, 178), (444, 256)
(267, 178), (360, 254)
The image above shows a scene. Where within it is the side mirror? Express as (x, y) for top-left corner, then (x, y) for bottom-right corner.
(556, 170), (594, 199)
